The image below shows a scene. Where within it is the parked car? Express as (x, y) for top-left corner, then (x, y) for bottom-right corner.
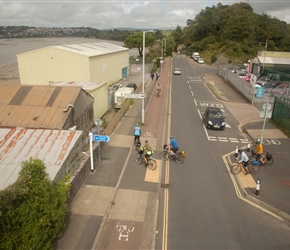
(236, 70), (247, 79)
(192, 52), (200, 59)
(126, 82), (137, 91)
(256, 76), (271, 86)
(203, 107), (226, 130)
(271, 83), (289, 97)
(197, 58), (204, 64)
(263, 80), (281, 93)
(173, 68), (181, 75)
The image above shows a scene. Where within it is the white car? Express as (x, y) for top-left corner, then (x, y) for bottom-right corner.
(198, 58), (204, 64)
(173, 68), (181, 75)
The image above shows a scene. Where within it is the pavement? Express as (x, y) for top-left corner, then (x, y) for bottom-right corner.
(56, 56), (290, 250)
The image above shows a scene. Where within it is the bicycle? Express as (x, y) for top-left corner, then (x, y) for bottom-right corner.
(135, 150), (157, 170)
(230, 160), (260, 175)
(160, 144), (185, 164)
(156, 89), (160, 98)
(134, 140), (141, 151)
(249, 149), (273, 166)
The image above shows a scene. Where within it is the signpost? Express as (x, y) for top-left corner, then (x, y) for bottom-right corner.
(92, 135), (110, 142)
(124, 93), (146, 99)
(260, 102), (272, 143)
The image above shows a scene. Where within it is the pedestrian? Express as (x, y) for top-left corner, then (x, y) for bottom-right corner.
(150, 73), (154, 80)
(134, 123), (141, 145)
(156, 72), (159, 80)
(156, 83), (161, 97)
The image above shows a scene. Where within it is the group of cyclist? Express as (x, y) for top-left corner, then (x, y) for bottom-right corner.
(134, 123), (179, 166)
(235, 140), (265, 174)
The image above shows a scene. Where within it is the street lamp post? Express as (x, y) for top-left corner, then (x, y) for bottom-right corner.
(261, 39), (268, 74)
(142, 31), (145, 124)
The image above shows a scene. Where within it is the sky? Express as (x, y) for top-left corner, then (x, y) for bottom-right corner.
(1, 0), (290, 30)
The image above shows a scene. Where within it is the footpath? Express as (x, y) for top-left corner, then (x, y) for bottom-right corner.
(56, 58), (171, 250)
(57, 56), (290, 250)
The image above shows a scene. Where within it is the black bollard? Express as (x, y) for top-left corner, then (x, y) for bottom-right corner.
(255, 179), (261, 196)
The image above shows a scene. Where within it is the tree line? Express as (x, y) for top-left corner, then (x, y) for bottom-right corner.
(170, 2), (290, 63)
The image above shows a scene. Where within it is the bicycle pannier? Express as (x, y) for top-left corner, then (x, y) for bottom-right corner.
(252, 160), (259, 165)
(266, 152), (272, 160)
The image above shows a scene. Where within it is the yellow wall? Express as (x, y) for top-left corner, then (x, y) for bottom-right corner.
(89, 51), (129, 85)
(17, 48), (90, 85)
(86, 83), (108, 120)
(17, 47), (129, 86)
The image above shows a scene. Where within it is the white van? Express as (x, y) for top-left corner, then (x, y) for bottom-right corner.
(192, 52), (200, 60)
(114, 87), (134, 109)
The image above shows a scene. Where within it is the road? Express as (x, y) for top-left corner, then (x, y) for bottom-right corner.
(156, 56), (290, 249)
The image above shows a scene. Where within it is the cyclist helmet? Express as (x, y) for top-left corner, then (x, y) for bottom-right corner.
(169, 136), (173, 139)
(256, 140), (260, 144)
(145, 140), (148, 143)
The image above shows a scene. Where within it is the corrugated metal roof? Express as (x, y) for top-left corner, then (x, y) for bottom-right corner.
(53, 81), (106, 91)
(53, 42), (129, 57)
(258, 56), (290, 65)
(0, 127), (82, 190)
(0, 85), (82, 129)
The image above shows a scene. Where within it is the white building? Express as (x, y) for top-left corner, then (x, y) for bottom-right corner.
(17, 42), (130, 86)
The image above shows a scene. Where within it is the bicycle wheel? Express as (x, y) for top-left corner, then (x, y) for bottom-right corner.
(174, 154), (185, 164)
(135, 153), (143, 164)
(248, 162), (260, 174)
(230, 164), (242, 175)
(147, 159), (157, 170)
(160, 151), (169, 160)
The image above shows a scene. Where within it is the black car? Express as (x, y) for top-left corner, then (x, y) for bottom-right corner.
(126, 82), (137, 91)
(203, 107), (226, 130)
(263, 80), (281, 93)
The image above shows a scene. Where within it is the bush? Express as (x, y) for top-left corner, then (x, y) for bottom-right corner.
(0, 158), (71, 250)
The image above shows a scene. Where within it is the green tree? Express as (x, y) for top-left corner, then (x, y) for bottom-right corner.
(0, 158), (71, 250)
(124, 32), (155, 57)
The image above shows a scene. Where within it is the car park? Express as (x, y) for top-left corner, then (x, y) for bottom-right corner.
(203, 107), (226, 130)
(271, 83), (289, 97)
(263, 80), (281, 93)
(173, 68), (181, 75)
(126, 82), (137, 91)
(256, 76), (271, 86)
(197, 58), (204, 64)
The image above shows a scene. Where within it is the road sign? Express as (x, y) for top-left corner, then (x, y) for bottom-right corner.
(260, 110), (272, 118)
(92, 135), (110, 142)
(262, 103), (271, 110)
(124, 93), (146, 99)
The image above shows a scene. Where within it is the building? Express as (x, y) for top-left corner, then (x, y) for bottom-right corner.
(0, 85), (94, 132)
(0, 127), (83, 190)
(52, 81), (107, 121)
(17, 42), (130, 86)
(251, 51), (290, 82)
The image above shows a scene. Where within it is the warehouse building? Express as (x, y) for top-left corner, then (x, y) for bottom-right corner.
(17, 42), (130, 86)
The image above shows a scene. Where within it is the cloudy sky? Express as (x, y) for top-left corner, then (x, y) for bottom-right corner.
(1, 0), (290, 30)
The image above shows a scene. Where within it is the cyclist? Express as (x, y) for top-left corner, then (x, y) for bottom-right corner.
(142, 140), (154, 166)
(134, 123), (141, 145)
(169, 136), (179, 155)
(235, 149), (250, 175)
(156, 83), (161, 97)
(255, 140), (265, 165)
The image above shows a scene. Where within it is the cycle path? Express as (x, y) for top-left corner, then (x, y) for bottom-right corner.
(56, 58), (171, 250)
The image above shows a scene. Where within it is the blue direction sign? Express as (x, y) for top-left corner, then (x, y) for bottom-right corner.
(92, 135), (110, 142)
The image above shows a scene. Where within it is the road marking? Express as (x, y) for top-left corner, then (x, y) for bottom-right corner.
(116, 222), (135, 241)
(223, 153), (284, 223)
(145, 160), (160, 183)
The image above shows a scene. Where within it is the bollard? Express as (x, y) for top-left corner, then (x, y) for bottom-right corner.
(234, 145), (239, 158)
(247, 140), (251, 152)
(255, 179), (261, 196)
(256, 136), (260, 143)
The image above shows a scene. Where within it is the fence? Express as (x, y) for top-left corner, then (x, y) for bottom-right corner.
(272, 97), (290, 134)
(218, 66), (276, 104)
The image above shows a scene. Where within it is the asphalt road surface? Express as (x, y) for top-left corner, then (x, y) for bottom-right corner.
(156, 55), (290, 249)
